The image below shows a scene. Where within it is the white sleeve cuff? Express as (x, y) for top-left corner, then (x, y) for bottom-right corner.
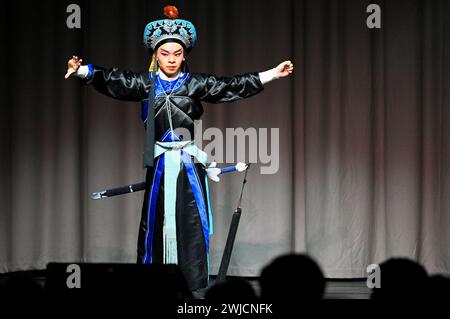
(258, 68), (279, 85)
(74, 65), (89, 78)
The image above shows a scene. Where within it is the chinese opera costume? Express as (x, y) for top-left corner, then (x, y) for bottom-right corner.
(74, 6), (279, 290)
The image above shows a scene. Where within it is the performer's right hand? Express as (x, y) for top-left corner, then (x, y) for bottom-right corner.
(64, 55), (83, 79)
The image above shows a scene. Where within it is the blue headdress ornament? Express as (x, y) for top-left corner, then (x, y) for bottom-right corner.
(143, 5), (197, 52)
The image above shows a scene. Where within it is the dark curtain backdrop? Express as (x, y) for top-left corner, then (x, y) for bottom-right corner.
(1, 0), (449, 277)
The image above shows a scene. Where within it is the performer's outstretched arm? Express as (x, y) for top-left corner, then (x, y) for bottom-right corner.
(193, 60), (294, 104)
(64, 55), (150, 102)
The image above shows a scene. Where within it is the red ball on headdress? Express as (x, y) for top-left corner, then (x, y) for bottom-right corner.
(163, 5), (179, 19)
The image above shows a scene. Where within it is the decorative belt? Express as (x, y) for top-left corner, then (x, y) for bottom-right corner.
(154, 140), (208, 166)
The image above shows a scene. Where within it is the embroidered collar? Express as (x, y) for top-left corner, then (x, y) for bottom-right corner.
(150, 72), (190, 97)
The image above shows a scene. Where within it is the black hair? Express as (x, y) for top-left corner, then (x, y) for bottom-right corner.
(153, 38), (191, 54)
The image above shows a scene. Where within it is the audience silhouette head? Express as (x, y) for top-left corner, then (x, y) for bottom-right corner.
(260, 254), (326, 301)
(370, 258), (428, 300)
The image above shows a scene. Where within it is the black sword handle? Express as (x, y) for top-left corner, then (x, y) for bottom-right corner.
(91, 182), (146, 200)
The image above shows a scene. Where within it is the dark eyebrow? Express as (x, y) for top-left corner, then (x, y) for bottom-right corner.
(160, 49), (183, 54)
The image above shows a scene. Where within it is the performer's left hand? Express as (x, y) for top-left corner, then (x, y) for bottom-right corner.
(275, 60), (294, 78)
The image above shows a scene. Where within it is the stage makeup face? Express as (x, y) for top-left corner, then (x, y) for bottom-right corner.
(157, 42), (185, 78)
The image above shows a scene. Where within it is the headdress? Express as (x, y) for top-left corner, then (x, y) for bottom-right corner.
(143, 5), (197, 53)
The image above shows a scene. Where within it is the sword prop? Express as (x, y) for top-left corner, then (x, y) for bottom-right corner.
(90, 182), (146, 200)
(216, 163), (251, 283)
(90, 162), (249, 200)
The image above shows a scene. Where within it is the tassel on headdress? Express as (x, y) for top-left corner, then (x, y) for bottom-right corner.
(148, 52), (157, 72)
